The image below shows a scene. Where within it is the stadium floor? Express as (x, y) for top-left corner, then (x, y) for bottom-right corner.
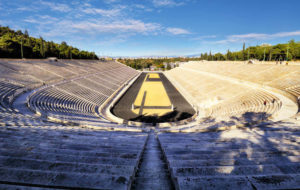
(111, 72), (195, 124)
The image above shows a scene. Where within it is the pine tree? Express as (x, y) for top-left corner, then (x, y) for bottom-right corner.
(166, 63), (171, 70)
(20, 38), (23, 59)
(242, 43), (245, 60)
(269, 49), (272, 61)
(40, 36), (45, 58)
(24, 29), (29, 38)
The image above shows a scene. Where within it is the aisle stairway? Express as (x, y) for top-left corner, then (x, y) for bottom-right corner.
(132, 132), (174, 190)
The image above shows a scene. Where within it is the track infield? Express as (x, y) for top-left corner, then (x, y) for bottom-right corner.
(111, 72), (195, 124)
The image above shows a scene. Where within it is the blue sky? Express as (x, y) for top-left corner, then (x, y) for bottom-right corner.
(1, 0), (300, 57)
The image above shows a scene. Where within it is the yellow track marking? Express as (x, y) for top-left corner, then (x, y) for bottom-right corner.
(142, 109), (172, 115)
(144, 82), (170, 106)
(132, 73), (172, 116)
(148, 73), (160, 79)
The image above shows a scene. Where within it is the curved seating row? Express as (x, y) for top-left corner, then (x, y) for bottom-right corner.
(210, 90), (281, 120)
(30, 87), (96, 117)
(0, 80), (63, 127)
(165, 68), (281, 121)
(0, 81), (23, 110)
(0, 59), (138, 127)
(28, 62), (139, 125)
(287, 85), (300, 98)
(182, 61), (300, 98)
(0, 59), (130, 86)
(166, 61), (300, 121)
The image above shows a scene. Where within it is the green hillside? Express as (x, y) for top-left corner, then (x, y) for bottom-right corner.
(0, 26), (97, 59)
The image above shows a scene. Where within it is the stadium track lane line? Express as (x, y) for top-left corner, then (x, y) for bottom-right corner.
(134, 106), (172, 109)
(139, 91), (147, 115)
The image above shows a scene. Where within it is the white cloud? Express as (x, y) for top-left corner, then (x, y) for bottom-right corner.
(134, 4), (153, 12)
(15, 2), (42, 12)
(166, 27), (190, 35)
(39, 1), (71, 12)
(24, 15), (58, 24)
(272, 31), (300, 38)
(23, 18), (39, 24)
(152, 0), (184, 7)
(215, 30), (300, 44)
(192, 35), (217, 40)
(81, 7), (122, 17)
(229, 33), (268, 40)
(72, 19), (161, 34)
(16, 7), (33, 11)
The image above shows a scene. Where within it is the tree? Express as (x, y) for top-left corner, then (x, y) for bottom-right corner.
(242, 43), (246, 60)
(68, 48), (72, 59)
(24, 29), (29, 38)
(288, 39), (296, 60)
(269, 48), (273, 61)
(208, 51), (212, 61)
(20, 37), (23, 58)
(214, 53), (224, 60)
(40, 36), (45, 58)
(166, 63), (171, 70)
(226, 49), (233, 60)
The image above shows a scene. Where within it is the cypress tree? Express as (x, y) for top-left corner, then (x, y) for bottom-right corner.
(242, 43), (245, 60)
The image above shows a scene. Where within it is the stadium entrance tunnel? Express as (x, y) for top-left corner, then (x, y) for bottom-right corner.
(111, 72), (196, 125)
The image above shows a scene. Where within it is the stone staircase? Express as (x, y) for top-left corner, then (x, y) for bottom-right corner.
(132, 132), (174, 190)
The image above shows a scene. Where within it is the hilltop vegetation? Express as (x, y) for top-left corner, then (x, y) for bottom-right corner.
(119, 41), (300, 70)
(0, 26), (98, 59)
(208, 41), (300, 61)
(117, 57), (192, 70)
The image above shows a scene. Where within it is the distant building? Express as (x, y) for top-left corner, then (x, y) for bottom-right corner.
(47, 57), (58, 62)
(150, 65), (157, 71)
(260, 43), (272, 47)
(163, 62), (177, 69)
